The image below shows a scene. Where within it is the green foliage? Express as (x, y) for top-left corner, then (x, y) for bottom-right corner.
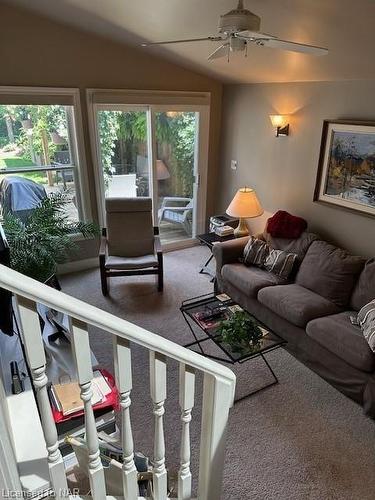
(218, 311), (263, 352)
(98, 111), (121, 177)
(0, 104), (68, 163)
(97, 110), (196, 197)
(2, 193), (99, 282)
(167, 112), (195, 197)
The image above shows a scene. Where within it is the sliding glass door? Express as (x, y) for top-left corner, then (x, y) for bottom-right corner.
(96, 108), (150, 199)
(94, 104), (206, 248)
(154, 110), (198, 242)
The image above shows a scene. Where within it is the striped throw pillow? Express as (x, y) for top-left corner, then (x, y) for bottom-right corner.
(358, 299), (375, 352)
(242, 237), (270, 267)
(264, 248), (298, 280)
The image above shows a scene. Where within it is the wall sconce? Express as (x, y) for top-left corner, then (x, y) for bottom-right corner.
(269, 115), (290, 137)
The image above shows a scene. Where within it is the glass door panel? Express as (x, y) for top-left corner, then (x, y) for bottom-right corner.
(96, 109), (150, 199)
(154, 111), (198, 244)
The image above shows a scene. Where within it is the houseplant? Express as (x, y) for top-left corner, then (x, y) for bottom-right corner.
(218, 311), (263, 352)
(2, 192), (99, 283)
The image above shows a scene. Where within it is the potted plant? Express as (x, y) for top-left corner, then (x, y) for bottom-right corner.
(218, 311), (263, 352)
(2, 192), (99, 284)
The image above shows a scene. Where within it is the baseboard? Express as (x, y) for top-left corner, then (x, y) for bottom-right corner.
(57, 257), (98, 275)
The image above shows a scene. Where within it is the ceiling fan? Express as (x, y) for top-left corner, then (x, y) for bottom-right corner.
(141, 0), (328, 61)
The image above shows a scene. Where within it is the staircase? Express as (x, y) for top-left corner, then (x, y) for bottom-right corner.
(0, 264), (236, 499)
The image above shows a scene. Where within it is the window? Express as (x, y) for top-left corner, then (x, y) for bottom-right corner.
(88, 90), (209, 249)
(0, 88), (90, 223)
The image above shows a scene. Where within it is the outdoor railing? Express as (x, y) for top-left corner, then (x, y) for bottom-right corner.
(0, 264), (236, 500)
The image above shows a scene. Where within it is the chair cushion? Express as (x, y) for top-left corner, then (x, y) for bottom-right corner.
(306, 311), (375, 373)
(295, 240), (365, 307)
(258, 284), (341, 328)
(105, 254), (158, 270)
(105, 197), (155, 257)
(350, 259), (375, 311)
(162, 209), (184, 223)
(222, 263), (285, 298)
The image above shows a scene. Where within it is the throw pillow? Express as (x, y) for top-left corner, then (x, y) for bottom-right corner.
(266, 210), (307, 239)
(264, 249), (298, 280)
(358, 299), (375, 352)
(242, 236), (270, 267)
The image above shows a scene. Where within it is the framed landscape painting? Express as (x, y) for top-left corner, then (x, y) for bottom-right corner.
(314, 120), (375, 217)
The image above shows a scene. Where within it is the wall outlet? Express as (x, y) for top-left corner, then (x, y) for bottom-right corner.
(231, 160), (237, 170)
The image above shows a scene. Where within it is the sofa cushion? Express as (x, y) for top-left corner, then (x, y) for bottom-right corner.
(262, 230), (319, 262)
(306, 311), (375, 373)
(258, 284), (341, 328)
(222, 263), (284, 298)
(350, 259), (375, 311)
(295, 240), (365, 307)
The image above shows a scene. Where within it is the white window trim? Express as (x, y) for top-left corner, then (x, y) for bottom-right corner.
(86, 89), (210, 246)
(0, 86), (92, 223)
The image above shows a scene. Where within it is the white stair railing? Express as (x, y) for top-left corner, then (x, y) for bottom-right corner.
(0, 264), (236, 499)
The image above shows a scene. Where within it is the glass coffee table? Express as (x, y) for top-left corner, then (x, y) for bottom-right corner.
(180, 293), (287, 403)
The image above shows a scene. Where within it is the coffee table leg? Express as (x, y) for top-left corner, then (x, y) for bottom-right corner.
(182, 311), (205, 356)
(234, 352), (279, 404)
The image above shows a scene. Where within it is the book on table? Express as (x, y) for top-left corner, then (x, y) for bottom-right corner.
(51, 369), (112, 417)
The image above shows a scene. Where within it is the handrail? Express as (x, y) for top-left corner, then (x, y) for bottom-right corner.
(0, 264), (236, 388)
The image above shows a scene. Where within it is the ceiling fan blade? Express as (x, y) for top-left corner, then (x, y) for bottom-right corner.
(259, 38), (328, 55)
(237, 30), (276, 40)
(142, 36), (222, 47)
(208, 43), (229, 61)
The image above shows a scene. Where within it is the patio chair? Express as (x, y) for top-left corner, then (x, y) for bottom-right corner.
(99, 197), (163, 296)
(158, 196), (193, 236)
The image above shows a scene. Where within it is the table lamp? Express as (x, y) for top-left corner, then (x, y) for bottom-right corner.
(156, 159), (170, 180)
(226, 187), (264, 237)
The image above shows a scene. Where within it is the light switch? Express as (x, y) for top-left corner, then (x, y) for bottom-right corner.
(231, 160), (237, 170)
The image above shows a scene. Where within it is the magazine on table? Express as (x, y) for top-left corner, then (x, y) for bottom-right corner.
(192, 296), (270, 337)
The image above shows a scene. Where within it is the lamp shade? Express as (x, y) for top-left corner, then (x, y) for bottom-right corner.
(156, 159), (170, 180)
(269, 115), (288, 128)
(226, 187), (263, 218)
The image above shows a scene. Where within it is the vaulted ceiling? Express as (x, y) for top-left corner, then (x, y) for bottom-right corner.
(7, 0), (375, 84)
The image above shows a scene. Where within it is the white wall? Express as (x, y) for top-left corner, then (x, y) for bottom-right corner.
(218, 81), (375, 257)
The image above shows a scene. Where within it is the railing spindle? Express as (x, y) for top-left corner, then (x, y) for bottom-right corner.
(150, 351), (167, 500)
(70, 318), (106, 499)
(178, 364), (195, 500)
(113, 336), (138, 499)
(15, 296), (68, 499)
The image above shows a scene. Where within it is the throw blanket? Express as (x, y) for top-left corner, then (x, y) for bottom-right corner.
(267, 210), (307, 239)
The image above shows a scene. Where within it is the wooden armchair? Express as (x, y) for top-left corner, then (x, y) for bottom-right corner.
(158, 196), (193, 236)
(99, 197), (163, 296)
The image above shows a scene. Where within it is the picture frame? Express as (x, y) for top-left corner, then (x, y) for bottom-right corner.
(314, 120), (375, 218)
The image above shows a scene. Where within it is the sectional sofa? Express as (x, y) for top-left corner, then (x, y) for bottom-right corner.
(213, 231), (375, 416)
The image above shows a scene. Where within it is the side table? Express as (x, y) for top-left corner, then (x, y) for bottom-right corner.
(196, 232), (236, 281)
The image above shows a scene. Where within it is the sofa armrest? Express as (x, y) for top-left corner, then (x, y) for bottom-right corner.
(212, 236), (249, 276)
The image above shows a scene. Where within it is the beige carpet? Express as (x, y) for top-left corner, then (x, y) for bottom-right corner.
(61, 245), (375, 500)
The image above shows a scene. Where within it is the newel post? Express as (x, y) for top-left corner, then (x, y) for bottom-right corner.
(198, 373), (235, 500)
